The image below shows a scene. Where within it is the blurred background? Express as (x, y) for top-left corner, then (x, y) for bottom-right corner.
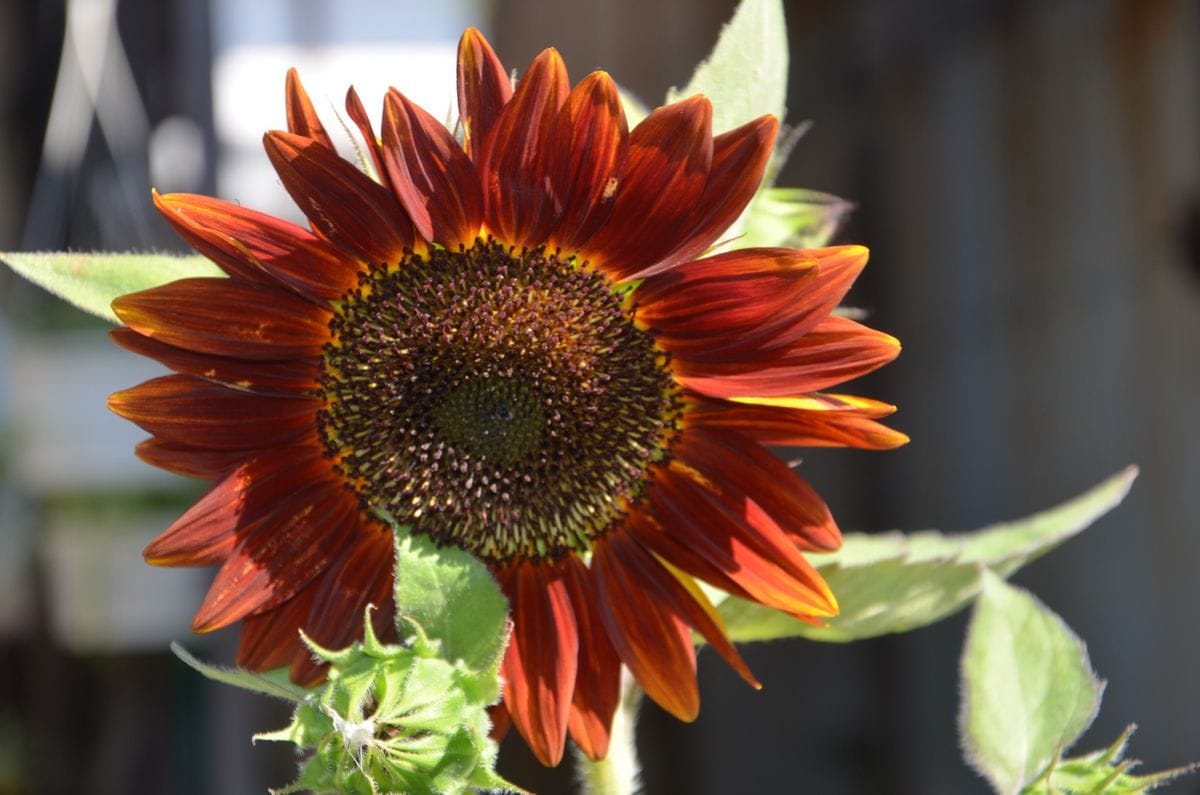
(0, 0), (1197, 792)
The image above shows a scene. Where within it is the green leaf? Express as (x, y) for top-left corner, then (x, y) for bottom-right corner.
(960, 572), (1104, 795)
(717, 467), (1137, 643)
(171, 643), (312, 703)
(739, 187), (854, 249)
(388, 523), (509, 683)
(667, 0), (788, 134)
(1, 252), (221, 323)
(1023, 725), (1198, 794)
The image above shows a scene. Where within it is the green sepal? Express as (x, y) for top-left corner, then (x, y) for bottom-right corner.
(171, 642), (311, 704)
(1022, 726), (1197, 794)
(1, 252), (222, 323)
(717, 467), (1137, 643)
(960, 572), (1103, 794)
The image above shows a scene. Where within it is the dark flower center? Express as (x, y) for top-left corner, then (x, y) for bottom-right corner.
(318, 239), (681, 562)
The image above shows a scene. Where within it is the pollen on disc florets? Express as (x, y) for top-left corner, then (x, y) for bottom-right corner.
(317, 239), (681, 563)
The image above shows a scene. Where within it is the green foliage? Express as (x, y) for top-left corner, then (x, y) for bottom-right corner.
(1023, 726), (1197, 794)
(739, 187), (854, 249)
(717, 467), (1137, 643)
(960, 572), (1103, 794)
(1, 252), (221, 323)
(388, 522), (510, 704)
(667, 0), (788, 134)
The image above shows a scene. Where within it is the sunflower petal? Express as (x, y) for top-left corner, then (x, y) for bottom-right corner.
(142, 441), (329, 566)
(674, 315), (901, 397)
(639, 245), (869, 360)
(499, 560), (578, 767)
(152, 191), (362, 302)
(113, 278), (330, 360)
(285, 68), (334, 150)
(546, 71), (628, 254)
(641, 465), (837, 619)
(345, 85), (387, 180)
(581, 96), (713, 280)
(593, 534), (699, 721)
(300, 526), (394, 661)
(237, 585), (317, 671)
(381, 89), (483, 248)
(263, 130), (415, 262)
(478, 48), (569, 248)
(650, 114), (778, 273)
(689, 394), (909, 450)
(134, 438), (249, 480)
(561, 556), (621, 761)
(679, 427), (841, 552)
(191, 482), (359, 632)
(110, 328), (320, 397)
(457, 27), (513, 161)
(108, 374), (318, 450)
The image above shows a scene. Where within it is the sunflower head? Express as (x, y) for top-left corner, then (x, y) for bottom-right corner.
(109, 27), (905, 767)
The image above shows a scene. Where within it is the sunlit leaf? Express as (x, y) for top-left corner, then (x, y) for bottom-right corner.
(718, 467), (1137, 642)
(739, 187), (855, 249)
(960, 572), (1103, 794)
(667, 0), (788, 134)
(1, 252), (221, 323)
(386, 519), (508, 693)
(171, 642), (311, 704)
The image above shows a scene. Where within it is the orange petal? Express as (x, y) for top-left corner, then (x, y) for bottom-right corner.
(142, 441), (328, 566)
(678, 427), (841, 553)
(302, 524), (393, 648)
(134, 438), (249, 480)
(649, 115), (778, 274)
(344, 85), (388, 180)
(580, 96), (713, 280)
(457, 27), (513, 161)
(674, 315), (901, 398)
(191, 482), (359, 632)
(640, 465), (837, 619)
(108, 374), (318, 450)
(616, 532), (759, 688)
(639, 245), (868, 362)
(153, 191), (362, 303)
(110, 328), (320, 397)
(561, 555), (621, 761)
(237, 585), (317, 670)
(263, 130), (415, 263)
(112, 278), (330, 361)
(546, 71), (628, 254)
(285, 68), (334, 150)
(688, 394), (909, 450)
(381, 89), (483, 248)
(592, 534), (699, 721)
(478, 48), (569, 248)
(499, 560), (578, 766)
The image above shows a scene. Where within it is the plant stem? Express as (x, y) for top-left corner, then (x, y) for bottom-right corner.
(576, 675), (642, 795)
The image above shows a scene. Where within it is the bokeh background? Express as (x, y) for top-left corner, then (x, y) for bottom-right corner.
(1, 0), (1198, 792)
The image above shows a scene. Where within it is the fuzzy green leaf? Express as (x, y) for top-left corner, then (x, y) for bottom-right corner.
(1, 252), (222, 323)
(718, 467), (1137, 643)
(667, 0), (788, 133)
(960, 572), (1103, 794)
(388, 523), (508, 686)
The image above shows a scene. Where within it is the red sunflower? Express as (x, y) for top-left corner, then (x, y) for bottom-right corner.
(109, 28), (905, 766)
